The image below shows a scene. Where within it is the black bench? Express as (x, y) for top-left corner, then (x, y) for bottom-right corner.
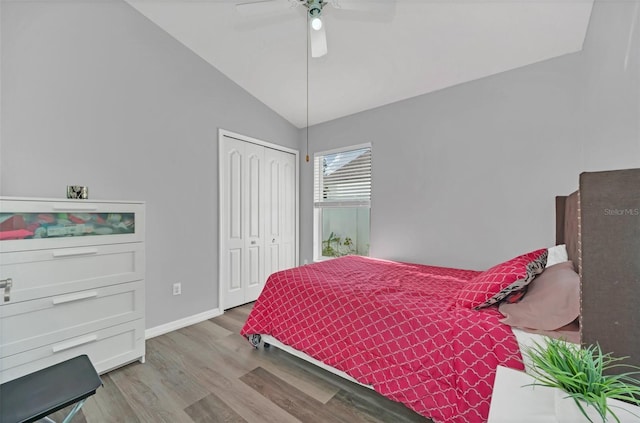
(0, 355), (102, 423)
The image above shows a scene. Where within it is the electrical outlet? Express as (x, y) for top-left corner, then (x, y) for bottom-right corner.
(172, 282), (181, 296)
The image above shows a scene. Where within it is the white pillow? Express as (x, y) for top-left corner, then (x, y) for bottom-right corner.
(546, 244), (568, 268)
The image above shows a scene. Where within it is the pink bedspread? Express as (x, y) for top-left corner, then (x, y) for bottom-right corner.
(241, 256), (524, 423)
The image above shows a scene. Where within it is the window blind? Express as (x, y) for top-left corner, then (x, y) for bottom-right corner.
(314, 147), (371, 208)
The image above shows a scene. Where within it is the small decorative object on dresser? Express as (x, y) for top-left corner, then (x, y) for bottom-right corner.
(66, 185), (89, 199)
(0, 197), (146, 384)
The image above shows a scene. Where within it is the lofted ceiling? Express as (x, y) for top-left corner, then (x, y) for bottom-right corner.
(125, 0), (594, 128)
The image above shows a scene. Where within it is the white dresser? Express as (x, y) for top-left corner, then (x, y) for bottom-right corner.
(0, 197), (145, 383)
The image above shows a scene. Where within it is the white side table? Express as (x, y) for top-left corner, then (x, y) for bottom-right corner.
(488, 366), (640, 423)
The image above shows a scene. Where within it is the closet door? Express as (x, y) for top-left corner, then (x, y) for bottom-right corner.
(220, 137), (265, 310)
(243, 142), (265, 302)
(220, 131), (297, 311)
(264, 148), (296, 277)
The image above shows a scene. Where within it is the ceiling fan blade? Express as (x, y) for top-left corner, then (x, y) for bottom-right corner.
(310, 23), (327, 58)
(331, 0), (395, 14)
(236, 0), (292, 16)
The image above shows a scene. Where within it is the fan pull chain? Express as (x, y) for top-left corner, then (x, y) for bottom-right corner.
(306, 9), (310, 163)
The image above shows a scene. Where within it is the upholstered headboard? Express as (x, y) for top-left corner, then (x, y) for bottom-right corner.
(556, 168), (640, 372)
(556, 190), (581, 267)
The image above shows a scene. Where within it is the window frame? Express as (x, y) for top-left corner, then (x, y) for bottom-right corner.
(313, 143), (372, 261)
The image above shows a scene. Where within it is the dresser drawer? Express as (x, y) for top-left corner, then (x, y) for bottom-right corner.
(1, 281), (144, 358)
(0, 198), (144, 251)
(0, 243), (144, 304)
(0, 320), (145, 383)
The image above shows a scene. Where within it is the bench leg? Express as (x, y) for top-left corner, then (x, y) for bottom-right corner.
(36, 395), (87, 423)
(61, 399), (86, 423)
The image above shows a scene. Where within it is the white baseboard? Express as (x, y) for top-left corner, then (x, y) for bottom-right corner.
(145, 308), (222, 339)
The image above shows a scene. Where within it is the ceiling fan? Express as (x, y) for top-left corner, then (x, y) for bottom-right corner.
(236, 0), (396, 58)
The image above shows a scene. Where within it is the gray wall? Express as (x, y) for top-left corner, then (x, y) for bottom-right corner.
(0, 1), (299, 328)
(300, 0), (640, 270)
(581, 0), (640, 171)
(2, 0), (638, 329)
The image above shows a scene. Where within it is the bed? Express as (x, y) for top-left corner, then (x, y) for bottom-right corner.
(240, 168), (640, 423)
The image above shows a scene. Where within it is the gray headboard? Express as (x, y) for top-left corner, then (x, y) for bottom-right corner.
(556, 168), (640, 373)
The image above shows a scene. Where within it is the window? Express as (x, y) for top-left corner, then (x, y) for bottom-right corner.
(313, 144), (371, 260)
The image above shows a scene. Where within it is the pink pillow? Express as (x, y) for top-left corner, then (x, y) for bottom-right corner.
(456, 248), (548, 310)
(498, 261), (579, 331)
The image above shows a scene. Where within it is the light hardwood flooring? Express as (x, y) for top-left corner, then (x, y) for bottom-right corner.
(48, 303), (431, 423)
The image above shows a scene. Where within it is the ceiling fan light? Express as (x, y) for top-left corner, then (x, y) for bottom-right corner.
(311, 16), (323, 30)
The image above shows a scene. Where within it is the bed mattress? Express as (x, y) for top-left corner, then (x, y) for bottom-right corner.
(241, 256), (525, 423)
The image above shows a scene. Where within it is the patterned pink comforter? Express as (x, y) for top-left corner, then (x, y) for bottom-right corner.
(240, 256), (524, 422)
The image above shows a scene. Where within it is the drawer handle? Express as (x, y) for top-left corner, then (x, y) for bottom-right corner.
(52, 204), (99, 212)
(53, 291), (98, 305)
(52, 334), (98, 353)
(0, 278), (12, 303)
(52, 248), (99, 258)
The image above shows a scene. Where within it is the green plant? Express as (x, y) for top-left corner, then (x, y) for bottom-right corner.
(526, 338), (640, 422)
(322, 232), (339, 257)
(322, 232), (356, 257)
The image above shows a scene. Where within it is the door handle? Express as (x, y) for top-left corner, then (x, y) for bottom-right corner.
(0, 278), (12, 302)
(272, 239), (276, 243)
(251, 240), (257, 245)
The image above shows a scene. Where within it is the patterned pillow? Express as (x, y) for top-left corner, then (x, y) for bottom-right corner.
(456, 249), (548, 310)
(502, 285), (529, 304)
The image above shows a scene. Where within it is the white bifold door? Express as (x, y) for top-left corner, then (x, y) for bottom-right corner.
(264, 147), (297, 277)
(220, 132), (297, 310)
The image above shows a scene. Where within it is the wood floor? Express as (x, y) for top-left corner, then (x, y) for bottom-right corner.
(48, 303), (431, 423)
